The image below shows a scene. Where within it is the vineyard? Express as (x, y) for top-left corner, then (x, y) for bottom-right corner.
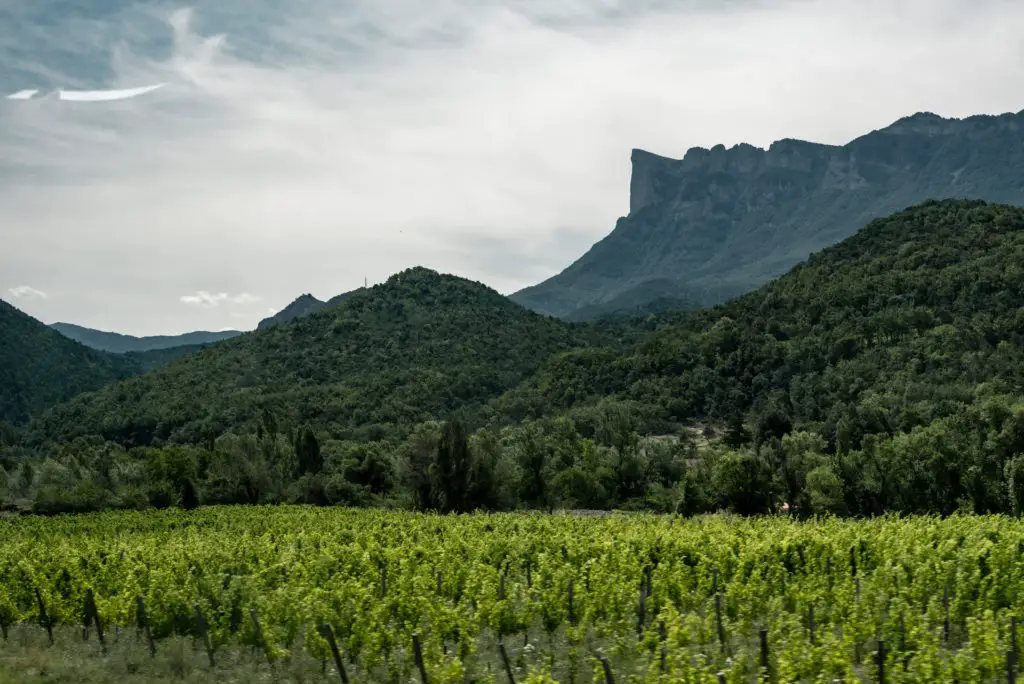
(1, 508), (1024, 682)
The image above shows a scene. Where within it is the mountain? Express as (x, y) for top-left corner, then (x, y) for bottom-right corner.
(503, 199), (1024, 451)
(50, 322), (243, 353)
(29, 268), (587, 446)
(257, 289), (366, 330)
(0, 299), (138, 425)
(512, 109), (1024, 319)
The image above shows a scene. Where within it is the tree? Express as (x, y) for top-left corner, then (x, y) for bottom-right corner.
(294, 425), (323, 476)
(180, 477), (200, 510)
(432, 419), (473, 513)
(1006, 455), (1024, 517)
(807, 464), (846, 515)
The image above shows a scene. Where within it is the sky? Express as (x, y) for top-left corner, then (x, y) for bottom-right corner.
(2, 0), (1024, 336)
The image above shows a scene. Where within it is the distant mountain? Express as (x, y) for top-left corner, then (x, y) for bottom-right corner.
(30, 269), (584, 446)
(512, 109), (1024, 319)
(257, 288), (366, 330)
(0, 299), (137, 424)
(50, 322), (243, 354)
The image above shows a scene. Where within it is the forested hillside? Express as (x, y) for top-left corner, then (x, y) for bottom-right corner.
(506, 199), (1024, 436)
(26, 268), (591, 447)
(6, 200), (1024, 517)
(0, 299), (138, 425)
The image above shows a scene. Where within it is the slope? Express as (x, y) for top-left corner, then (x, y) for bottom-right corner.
(512, 109), (1024, 319)
(257, 288), (366, 330)
(29, 268), (587, 446)
(50, 322), (243, 353)
(0, 299), (139, 425)
(503, 199), (1024, 449)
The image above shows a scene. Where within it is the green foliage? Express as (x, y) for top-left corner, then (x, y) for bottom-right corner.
(6, 201), (1024, 519)
(28, 267), (588, 446)
(4, 508), (1024, 680)
(0, 299), (138, 424)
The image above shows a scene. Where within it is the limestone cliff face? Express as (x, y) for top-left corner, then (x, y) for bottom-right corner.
(512, 109), (1024, 320)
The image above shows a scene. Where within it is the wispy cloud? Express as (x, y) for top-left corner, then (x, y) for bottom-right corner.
(180, 291), (261, 307)
(2, 0), (1024, 335)
(6, 285), (48, 300)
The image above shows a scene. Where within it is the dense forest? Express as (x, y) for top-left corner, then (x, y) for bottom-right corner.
(0, 300), (138, 425)
(4, 199), (1024, 518)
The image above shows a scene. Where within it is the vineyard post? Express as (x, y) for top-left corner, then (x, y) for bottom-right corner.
(659, 620), (667, 673)
(249, 608), (274, 671)
(1012, 616), (1018, 666)
(85, 588), (106, 652)
(759, 627), (770, 680)
(877, 639), (885, 684)
(850, 546), (857, 578)
(136, 596), (156, 657)
(637, 582), (647, 638)
(194, 605), (215, 667)
(317, 623), (349, 684)
(1009, 649), (1016, 684)
(943, 585), (950, 645)
(716, 672), (726, 684)
(499, 642), (515, 683)
(715, 593), (726, 653)
(34, 588), (53, 645)
(0, 613), (6, 641)
(412, 633), (429, 684)
(568, 580), (576, 626)
(599, 655), (614, 684)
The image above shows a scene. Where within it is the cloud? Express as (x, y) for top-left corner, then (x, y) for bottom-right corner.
(180, 291), (261, 307)
(6, 285), (48, 300)
(2, 0), (1024, 335)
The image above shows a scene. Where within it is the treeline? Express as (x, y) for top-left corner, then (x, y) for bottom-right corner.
(5, 389), (1024, 517)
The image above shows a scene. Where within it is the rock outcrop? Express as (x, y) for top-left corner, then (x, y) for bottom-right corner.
(512, 109), (1024, 320)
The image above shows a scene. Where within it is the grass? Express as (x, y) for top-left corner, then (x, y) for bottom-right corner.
(0, 622), (660, 683)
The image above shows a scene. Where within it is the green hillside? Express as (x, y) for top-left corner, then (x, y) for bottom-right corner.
(0, 299), (138, 425)
(10, 200), (1024, 517)
(511, 199), (1024, 434)
(27, 268), (589, 446)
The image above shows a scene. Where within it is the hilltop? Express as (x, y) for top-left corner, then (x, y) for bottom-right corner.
(28, 268), (588, 446)
(506, 199), (1024, 450)
(257, 289), (366, 330)
(513, 109), (1024, 319)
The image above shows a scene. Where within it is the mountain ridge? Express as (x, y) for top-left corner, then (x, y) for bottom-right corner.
(512, 108), (1024, 319)
(49, 322), (243, 353)
(257, 288), (367, 330)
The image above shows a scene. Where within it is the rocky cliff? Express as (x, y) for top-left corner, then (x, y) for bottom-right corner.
(512, 109), (1024, 319)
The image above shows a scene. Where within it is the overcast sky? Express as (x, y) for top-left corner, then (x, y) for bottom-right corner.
(2, 0), (1023, 336)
